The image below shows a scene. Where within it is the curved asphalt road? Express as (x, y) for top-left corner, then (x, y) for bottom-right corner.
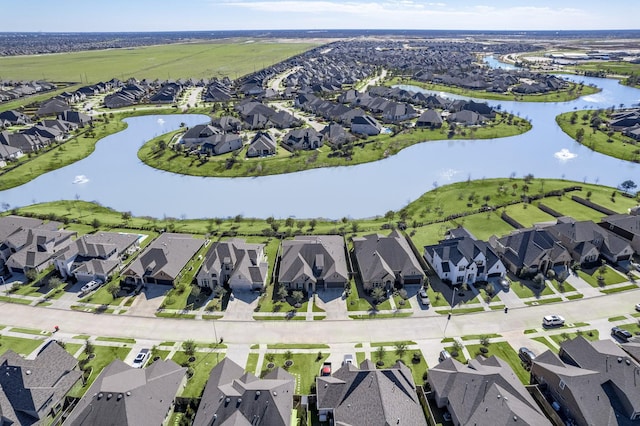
(2, 288), (637, 344)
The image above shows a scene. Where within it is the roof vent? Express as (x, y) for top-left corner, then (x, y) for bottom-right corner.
(98, 393), (103, 399)
(25, 370), (31, 375)
(513, 416), (518, 421)
(117, 394), (123, 401)
(626, 359), (631, 365)
(107, 393), (113, 400)
(225, 398), (230, 403)
(126, 391), (131, 396)
(238, 398), (242, 404)
(273, 391), (277, 396)
(618, 357), (623, 363)
(256, 391), (261, 396)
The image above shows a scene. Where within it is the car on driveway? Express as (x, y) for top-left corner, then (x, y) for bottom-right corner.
(418, 288), (430, 305)
(132, 348), (150, 368)
(635, 303), (640, 312)
(79, 280), (102, 295)
(438, 350), (452, 362)
(343, 354), (354, 366)
(518, 347), (536, 367)
(611, 327), (632, 342)
(542, 315), (565, 327)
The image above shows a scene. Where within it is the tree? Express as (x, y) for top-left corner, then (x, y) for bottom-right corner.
(375, 345), (386, 363)
(394, 342), (408, 358)
(105, 281), (120, 300)
(291, 290), (305, 306)
(371, 287), (387, 305)
(84, 339), (95, 355)
(285, 217), (294, 228)
(46, 276), (63, 293)
(25, 269), (38, 283)
(91, 218), (101, 229)
(183, 339), (197, 356)
(620, 180), (637, 194)
(277, 285), (289, 302)
(576, 127), (585, 142)
(190, 285), (201, 300)
(309, 219), (317, 230)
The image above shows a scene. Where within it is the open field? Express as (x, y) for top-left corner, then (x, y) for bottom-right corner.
(0, 41), (318, 83)
(556, 110), (640, 163)
(138, 113), (531, 178)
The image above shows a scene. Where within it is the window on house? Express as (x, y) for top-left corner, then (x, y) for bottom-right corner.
(456, 276), (464, 283)
(559, 379), (566, 390)
(458, 265), (465, 271)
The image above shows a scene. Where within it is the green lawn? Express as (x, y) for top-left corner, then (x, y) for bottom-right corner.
(9, 327), (51, 336)
(259, 353), (328, 394)
(502, 203), (556, 228)
(539, 196), (614, 222)
(245, 353), (260, 375)
(556, 109), (640, 163)
(172, 350), (224, 398)
(63, 343), (84, 356)
(0, 335), (45, 356)
(577, 266), (628, 288)
(14, 179), (629, 249)
(95, 337), (136, 344)
(450, 210), (516, 242)
(0, 41), (317, 83)
(371, 351), (428, 385)
(443, 345), (467, 363)
(266, 344), (330, 349)
(548, 330), (599, 345)
(465, 342), (530, 384)
(509, 279), (554, 299)
(68, 345), (132, 398)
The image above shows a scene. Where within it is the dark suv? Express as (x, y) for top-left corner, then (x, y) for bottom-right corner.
(611, 327), (632, 342)
(518, 347), (536, 367)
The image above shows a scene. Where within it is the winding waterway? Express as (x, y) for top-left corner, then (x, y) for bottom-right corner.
(1, 62), (639, 219)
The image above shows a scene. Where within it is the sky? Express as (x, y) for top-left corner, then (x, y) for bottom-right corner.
(4, 0), (638, 32)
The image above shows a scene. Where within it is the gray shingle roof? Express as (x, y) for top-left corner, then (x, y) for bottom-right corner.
(316, 360), (426, 426)
(429, 356), (549, 426)
(0, 342), (81, 425)
(193, 358), (295, 426)
(122, 233), (204, 283)
(65, 359), (186, 426)
(279, 236), (348, 285)
(353, 230), (424, 286)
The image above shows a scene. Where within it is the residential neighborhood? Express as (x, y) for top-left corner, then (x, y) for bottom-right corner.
(1, 26), (640, 426)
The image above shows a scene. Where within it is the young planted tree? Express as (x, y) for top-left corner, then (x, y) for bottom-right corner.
(105, 281), (120, 300)
(183, 339), (197, 356)
(394, 342), (408, 359)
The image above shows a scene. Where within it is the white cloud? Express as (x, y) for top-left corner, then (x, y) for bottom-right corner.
(214, 1), (629, 30)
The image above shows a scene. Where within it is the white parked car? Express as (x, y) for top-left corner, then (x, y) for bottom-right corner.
(418, 288), (430, 305)
(343, 354), (354, 366)
(635, 303), (640, 312)
(80, 280), (102, 294)
(542, 315), (565, 327)
(132, 348), (150, 368)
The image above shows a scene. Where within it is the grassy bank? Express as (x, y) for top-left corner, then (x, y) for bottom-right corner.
(556, 110), (640, 163)
(138, 113), (531, 178)
(10, 178), (636, 241)
(389, 78), (601, 102)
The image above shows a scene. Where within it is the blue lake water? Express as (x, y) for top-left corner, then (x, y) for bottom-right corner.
(1, 65), (639, 219)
